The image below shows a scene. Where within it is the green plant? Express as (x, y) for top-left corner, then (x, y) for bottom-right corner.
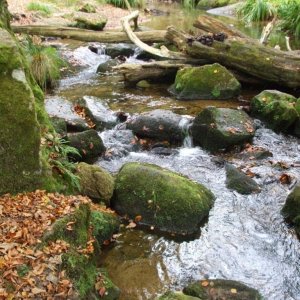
(27, 2), (53, 16)
(22, 37), (66, 90)
(45, 133), (81, 191)
(278, 0), (300, 39)
(100, 0), (143, 9)
(237, 0), (277, 22)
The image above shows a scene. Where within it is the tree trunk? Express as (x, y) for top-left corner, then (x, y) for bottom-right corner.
(12, 25), (167, 43)
(166, 26), (300, 88)
(114, 60), (207, 85)
(121, 10), (187, 59)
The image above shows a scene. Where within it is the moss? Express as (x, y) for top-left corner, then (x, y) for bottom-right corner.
(0, 0), (11, 30)
(77, 163), (114, 205)
(191, 107), (255, 152)
(97, 269), (121, 300)
(73, 16), (107, 31)
(183, 280), (263, 300)
(43, 203), (90, 247)
(62, 250), (98, 298)
(169, 63), (241, 100)
(281, 185), (300, 235)
(91, 211), (119, 245)
(78, 3), (97, 13)
(113, 162), (215, 236)
(251, 90), (298, 132)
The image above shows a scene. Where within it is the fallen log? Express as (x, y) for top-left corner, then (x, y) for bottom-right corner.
(121, 10), (187, 59)
(114, 61), (196, 85)
(12, 25), (166, 43)
(166, 26), (300, 88)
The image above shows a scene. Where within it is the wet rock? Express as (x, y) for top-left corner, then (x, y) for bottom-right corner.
(183, 279), (262, 299)
(88, 45), (98, 54)
(45, 97), (89, 132)
(169, 63), (241, 100)
(126, 109), (188, 145)
(282, 185), (300, 236)
(50, 116), (67, 137)
(73, 13), (107, 31)
(293, 118), (300, 138)
(96, 59), (121, 74)
(105, 43), (136, 59)
(68, 129), (106, 163)
(225, 164), (260, 195)
(236, 146), (273, 160)
(137, 80), (151, 88)
(78, 3), (96, 13)
(79, 96), (117, 131)
(191, 107), (255, 152)
(251, 90), (299, 132)
(113, 162), (215, 236)
(77, 162), (114, 205)
(158, 291), (200, 300)
(150, 147), (176, 156)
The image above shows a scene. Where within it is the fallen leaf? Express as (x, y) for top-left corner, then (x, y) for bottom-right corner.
(231, 288), (237, 294)
(135, 215), (142, 223)
(201, 280), (209, 287)
(279, 173), (292, 185)
(126, 222), (137, 229)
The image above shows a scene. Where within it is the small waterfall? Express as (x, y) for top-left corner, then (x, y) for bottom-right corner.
(179, 116), (193, 148)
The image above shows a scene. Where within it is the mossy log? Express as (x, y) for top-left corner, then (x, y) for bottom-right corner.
(114, 60), (207, 85)
(166, 26), (300, 88)
(12, 25), (166, 43)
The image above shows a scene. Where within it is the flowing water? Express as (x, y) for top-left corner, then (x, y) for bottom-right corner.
(46, 3), (300, 299)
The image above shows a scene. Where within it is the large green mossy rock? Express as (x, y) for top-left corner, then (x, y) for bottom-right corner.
(77, 162), (114, 205)
(226, 164), (260, 195)
(281, 185), (300, 236)
(0, 29), (41, 194)
(73, 13), (107, 31)
(191, 107), (255, 152)
(251, 90), (299, 132)
(183, 279), (263, 300)
(113, 162), (215, 236)
(169, 64), (241, 100)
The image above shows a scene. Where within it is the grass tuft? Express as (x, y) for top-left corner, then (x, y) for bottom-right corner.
(27, 2), (53, 16)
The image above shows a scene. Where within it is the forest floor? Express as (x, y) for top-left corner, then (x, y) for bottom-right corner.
(7, 0), (148, 29)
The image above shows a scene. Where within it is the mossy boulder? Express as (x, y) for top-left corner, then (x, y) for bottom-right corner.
(158, 291), (200, 300)
(73, 13), (107, 31)
(191, 107), (255, 152)
(251, 90), (299, 132)
(0, 29), (41, 194)
(113, 162), (215, 236)
(105, 43), (136, 59)
(50, 116), (67, 137)
(169, 64), (241, 100)
(78, 3), (96, 13)
(225, 164), (260, 195)
(281, 185), (300, 236)
(68, 129), (106, 163)
(197, 0), (238, 9)
(126, 109), (187, 145)
(97, 59), (121, 74)
(183, 279), (262, 300)
(77, 162), (114, 205)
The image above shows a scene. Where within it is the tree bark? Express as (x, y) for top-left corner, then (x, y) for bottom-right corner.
(114, 60), (207, 85)
(121, 10), (187, 60)
(166, 26), (300, 88)
(12, 25), (167, 43)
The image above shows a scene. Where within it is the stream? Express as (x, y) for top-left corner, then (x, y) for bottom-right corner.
(45, 3), (300, 299)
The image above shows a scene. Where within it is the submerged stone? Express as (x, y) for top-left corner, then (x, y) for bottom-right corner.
(113, 162), (215, 236)
(191, 107), (255, 152)
(251, 90), (299, 132)
(183, 279), (262, 300)
(77, 162), (114, 205)
(158, 291), (200, 300)
(169, 63), (241, 100)
(0, 29), (41, 194)
(68, 129), (106, 163)
(126, 109), (188, 145)
(225, 164), (260, 195)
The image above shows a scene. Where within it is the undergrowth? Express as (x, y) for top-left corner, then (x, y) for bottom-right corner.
(237, 0), (300, 39)
(44, 133), (81, 192)
(22, 36), (66, 90)
(99, 0), (144, 9)
(27, 2), (53, 16)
